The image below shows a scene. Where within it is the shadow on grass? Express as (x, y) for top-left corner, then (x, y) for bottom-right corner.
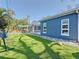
(0, 46), (15, 59)
(0, 50), (7, 53)
(0, 56), (15, 59)
(72, 52), (79, 59)
(18, 35), (23, 40)
(11, 38), (40, 59)
(26, 34), (61, 59)
(20, 39), (40, 59)
(0, 34), (61, 59)
(0, 35), (40, 59)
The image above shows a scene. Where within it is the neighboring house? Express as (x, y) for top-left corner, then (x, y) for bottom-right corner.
(30, 21), (40, 34)
(17, 25), (29, 33)
(40, 8), (79, 42)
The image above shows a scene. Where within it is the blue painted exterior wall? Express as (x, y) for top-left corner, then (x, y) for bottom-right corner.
(41, 13), (78, 41)
(78, 13), (79, 42)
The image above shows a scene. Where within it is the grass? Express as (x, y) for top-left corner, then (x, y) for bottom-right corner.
(0, 34), (79, 59)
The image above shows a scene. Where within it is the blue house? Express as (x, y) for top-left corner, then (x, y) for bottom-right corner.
(40, 8), (79, 42)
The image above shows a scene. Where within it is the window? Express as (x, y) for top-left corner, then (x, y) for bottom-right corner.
(43, 23), (47, 33)
(61, 19), (69, 36)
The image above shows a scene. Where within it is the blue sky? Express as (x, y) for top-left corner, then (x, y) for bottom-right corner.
(0, 0), (79, 22)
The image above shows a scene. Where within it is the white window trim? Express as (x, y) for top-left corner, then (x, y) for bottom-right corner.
(61, 19), (69, 36)
(43, 23), (47, 33)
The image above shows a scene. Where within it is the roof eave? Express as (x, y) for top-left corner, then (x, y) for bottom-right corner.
(40, 8), (79, 22)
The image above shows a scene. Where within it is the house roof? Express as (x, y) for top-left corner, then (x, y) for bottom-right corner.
(40, 8), (79, 22)
(31, 21), (40, 26)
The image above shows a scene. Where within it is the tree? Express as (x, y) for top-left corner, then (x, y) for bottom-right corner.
(7, 9), (15, 17)
(0, 8), (15, 50)
(0, 8), (8, 50)
(16, 19), (29, 25)
(0, 8), (9, 30)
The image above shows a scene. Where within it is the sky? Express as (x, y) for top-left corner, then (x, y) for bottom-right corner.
(0, 0), (79, 22)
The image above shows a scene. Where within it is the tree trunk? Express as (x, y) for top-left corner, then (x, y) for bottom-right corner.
(2, 29), (7, 50)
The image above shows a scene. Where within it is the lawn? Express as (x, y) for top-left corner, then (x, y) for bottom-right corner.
(0, 34), (79, 59)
